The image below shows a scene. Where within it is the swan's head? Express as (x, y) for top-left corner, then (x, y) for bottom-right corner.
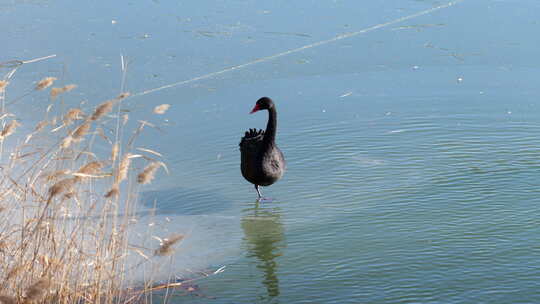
(250, 97), (274, 114)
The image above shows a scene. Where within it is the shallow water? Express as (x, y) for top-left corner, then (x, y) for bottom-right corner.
(3, 0), (540, 303)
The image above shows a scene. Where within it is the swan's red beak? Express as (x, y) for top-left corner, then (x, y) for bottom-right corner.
(250, 104), (261, 114)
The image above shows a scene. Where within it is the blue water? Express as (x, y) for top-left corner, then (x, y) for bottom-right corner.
(2, 0), (540, 303)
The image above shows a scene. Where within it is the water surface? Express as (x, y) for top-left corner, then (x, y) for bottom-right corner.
(2, 0), (540, 303)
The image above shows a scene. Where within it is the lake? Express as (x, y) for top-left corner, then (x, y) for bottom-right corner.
(2, 0), (540, 303)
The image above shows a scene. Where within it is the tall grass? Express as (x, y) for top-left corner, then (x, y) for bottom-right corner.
(0, 64), (183, 303)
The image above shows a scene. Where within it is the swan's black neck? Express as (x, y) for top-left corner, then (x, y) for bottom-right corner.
(262, 106), (277, 146)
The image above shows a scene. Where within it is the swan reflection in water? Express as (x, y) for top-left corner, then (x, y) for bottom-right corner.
(241, 203), (285, 300)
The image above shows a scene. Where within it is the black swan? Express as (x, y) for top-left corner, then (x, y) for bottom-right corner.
(239, 97), (286, 199)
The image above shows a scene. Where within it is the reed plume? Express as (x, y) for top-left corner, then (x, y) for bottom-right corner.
(154, 234), (184, 256)
(111, 143), (119, 163)
(116, 153), (132, 184)
(33, 120), (48, 132)
(91, 92), (130, 121)
(72, 121), (91, 142)
(91, 99), (117, 121)
(63, 108), (84, 125)
(74, 161), (103, 182)
(77, 161), (103, 175)
(105, 186), (119, 198)
(50, 84), (77, 100)
(35, 77), (57, 91)
(0, 80), (9, 93)
(137, 161), (161, 185)
(61, 136), (73, 149)
(122, 114), (129, 125)
(48, 177), (77, 202)
(106, 152), (134, 197)
(153, 104), (170, 114)
(0, 120), (20, 139)
(117, 92), (130, 99)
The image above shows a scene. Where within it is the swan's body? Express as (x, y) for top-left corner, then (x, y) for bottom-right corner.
(239, 97), (285, 199)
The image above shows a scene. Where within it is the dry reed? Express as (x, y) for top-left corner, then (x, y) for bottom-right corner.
(77, 161), (103, 175)
(48, 177), (77, 201)
(74, 161), (104, 182)
(0, 120), (20, 139)
(116, 153), (132, 184)
(117, 92), (130, 99)
(122, 114), (129, 125)
(63, 108), (84, 125)
(24, 278), (50, 302)
(111, 143), (119, 163)
(0, 75), (189, 304)
(105, 186), (119, 198)
(42, 169), (70, 182)
(50, 84), (76, 100)
(91, 99), (116, 121)
(91, 92), (129, 121)
(33, 120), (48, 132)
(0, 80), (9, 93)
(72, 121), (90, 140)
(154, 234), (184, 256)
(153, 104), (170, 115)
(35, 77), (57, 91)
(0, 295), (16, 304)
(137, 161), (161, 184)
(60, 135), (73, 149)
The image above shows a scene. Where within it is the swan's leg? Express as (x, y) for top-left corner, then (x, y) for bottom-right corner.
(255, 185), (262, 199)
(255, 185), (273, 202)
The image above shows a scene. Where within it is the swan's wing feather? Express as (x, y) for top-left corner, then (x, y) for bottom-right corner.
(239, 128), (264, 150)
